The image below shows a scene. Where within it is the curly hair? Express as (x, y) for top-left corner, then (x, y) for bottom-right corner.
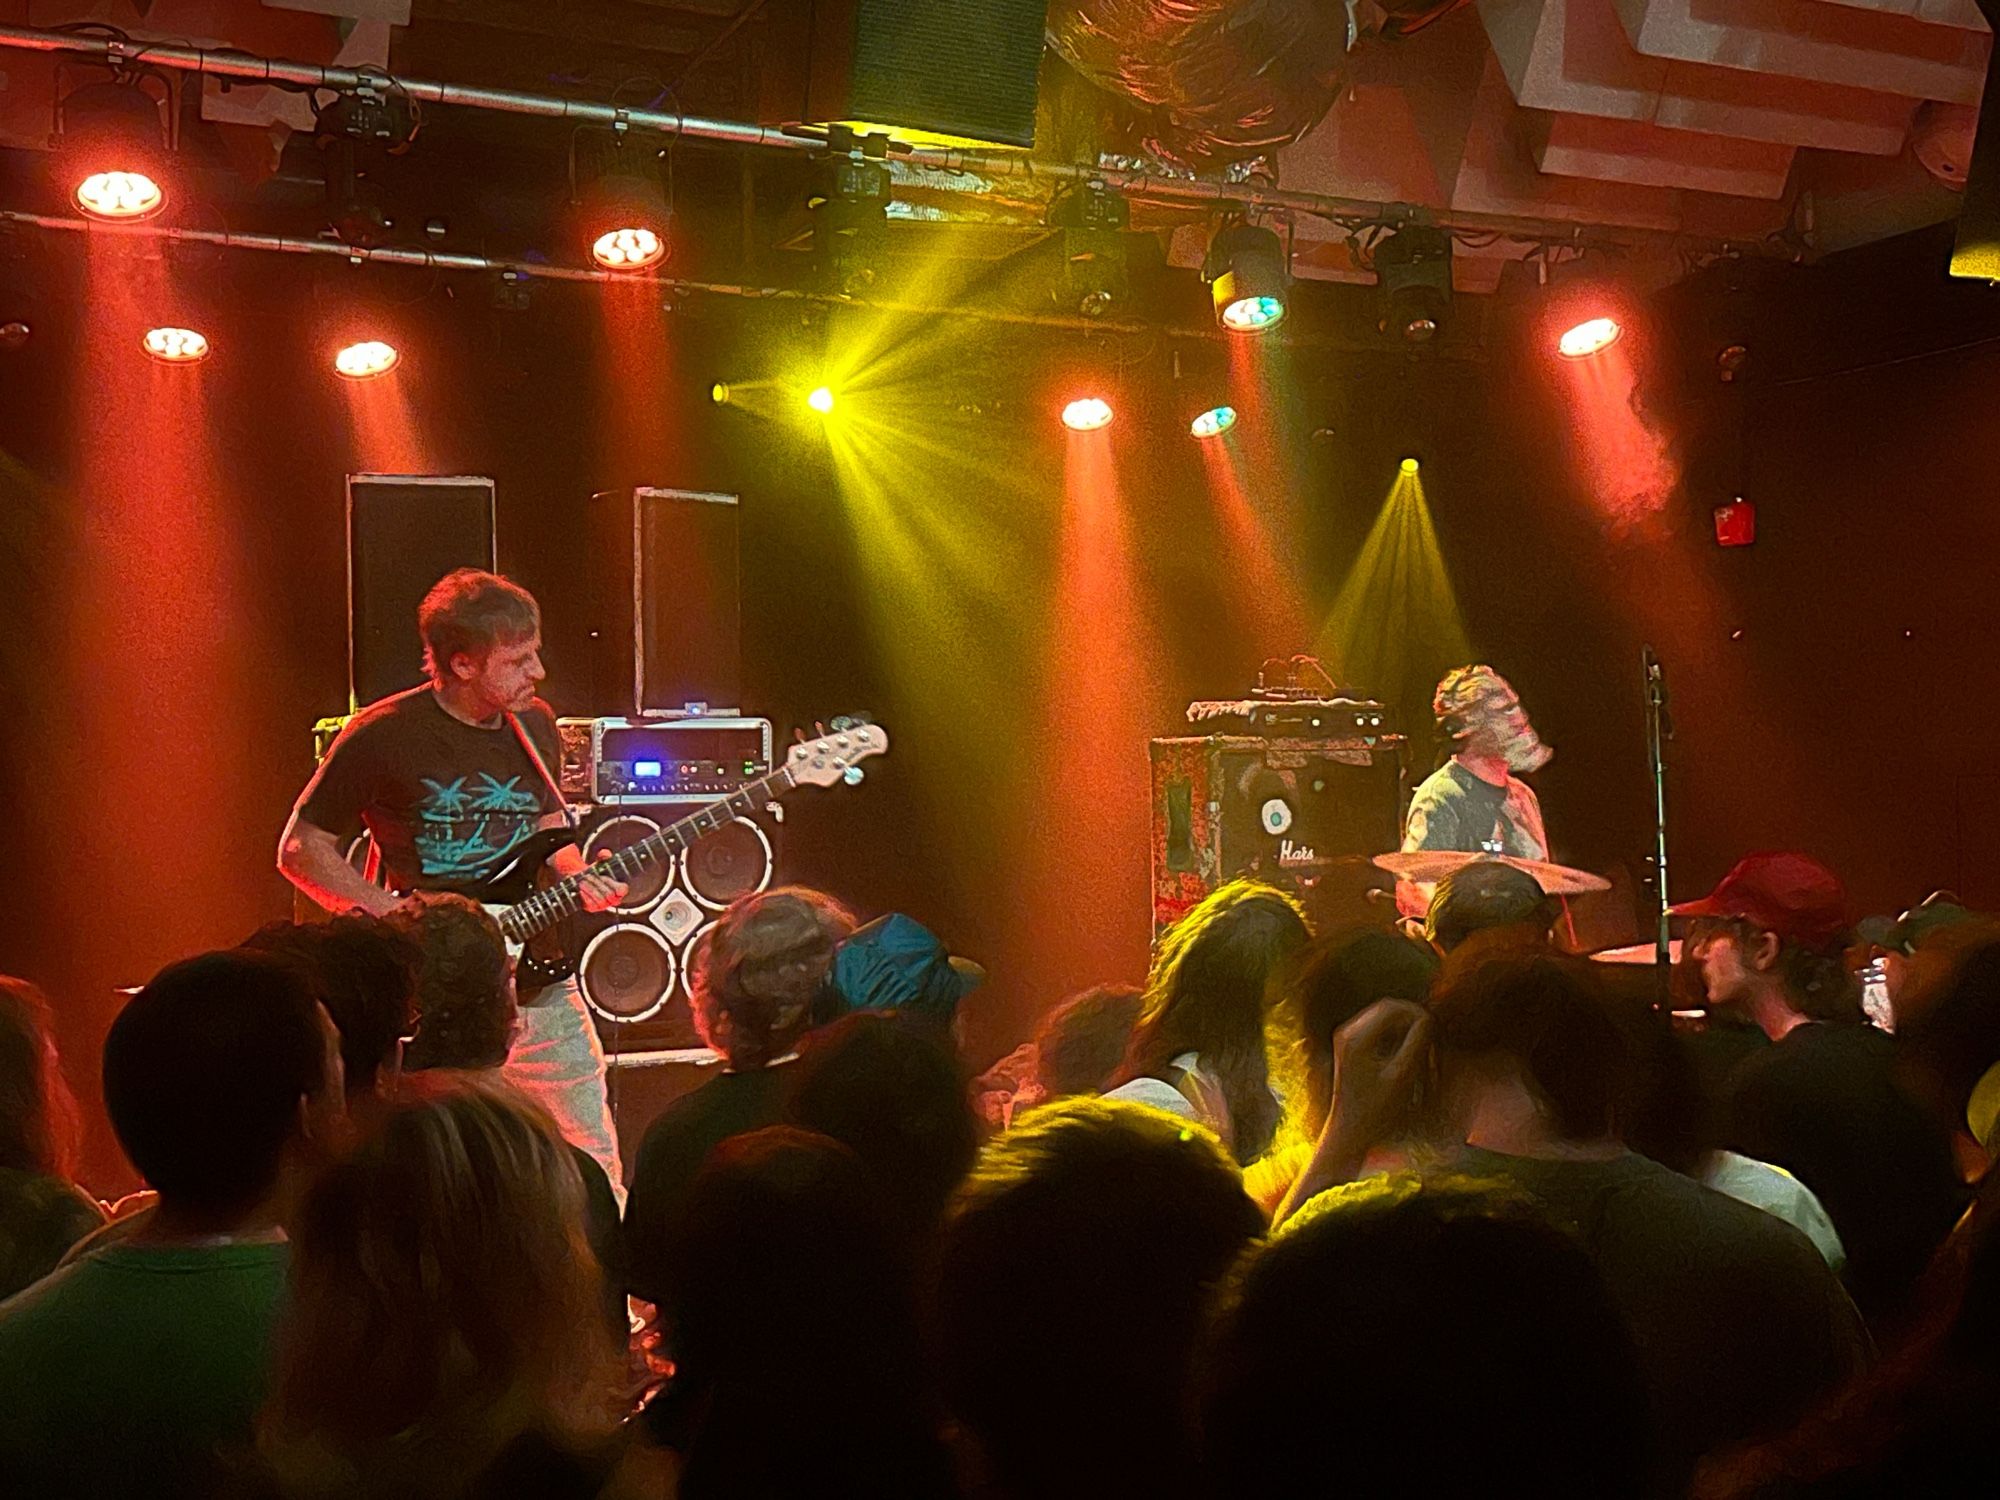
(387, 893), (515, 1073)
(689, 887), (857, 1069)
(417, 569), (539, 684)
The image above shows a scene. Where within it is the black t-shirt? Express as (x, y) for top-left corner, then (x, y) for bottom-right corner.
(1453, 1146), (1868, 1477)
(1724, 1022), (1967, 1323)
(624, 1066), (794, 1305)
(298, 688), (562, 892)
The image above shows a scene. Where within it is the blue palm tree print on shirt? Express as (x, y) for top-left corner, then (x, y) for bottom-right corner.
(415, 773), (544, 878)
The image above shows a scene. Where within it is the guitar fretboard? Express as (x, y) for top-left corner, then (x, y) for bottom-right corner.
(497, 766), (800, 946)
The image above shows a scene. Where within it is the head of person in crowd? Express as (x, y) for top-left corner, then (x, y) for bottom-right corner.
(818, 912), (984, 1032)
(1201, 1174), (1647, 1499)
(1435, 664), (1552, 773)
(1429, 954), (1633, 1150)
(241, 915), (420, 1107)
(785, 1011), (977, 1241)
(0, 977), (83, 1182)
(644, 1126), (955, 1499)
(1899, 936), (2000, 1154)
(261, 1074), (621, 1496)
(385, 892), (516, 1072)
(1872, 892), (1998, 1031)
(105, 951), (345, 1233)
(1112, 879), (1310, 1164)
(1034, 983), (1144, 1099)
(1426, 861), (1556, 961)
(690, 886), (856, 1070)
(1275, 927), (1438, 1138)
(934, 1097), (1264, 1499)
(1673, 852), (1862, 1037)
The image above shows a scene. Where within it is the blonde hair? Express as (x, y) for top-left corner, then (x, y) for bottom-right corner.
(689, 886), (856, 1068)
(260, 1074), (620, 1496)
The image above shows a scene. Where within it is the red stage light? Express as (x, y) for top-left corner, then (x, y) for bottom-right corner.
(592, 227), (665, 271)
(1062, 397), (1113, 432)
(334, 340), (400, 380)
(1714, 497), (1756, 547)
(1558, 316), (1621, 359)
(142, 327), (208, 364)
(75, 170), (164, 221)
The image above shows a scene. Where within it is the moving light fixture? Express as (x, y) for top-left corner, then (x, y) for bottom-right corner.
(573, 128), (670, 272)
(1061, 396), (1114, 431)
(1203, 223), (1289, 332)
(334, 340), (400, 379)
(314, 84), (420, 250)
(1048, 180), (1131, 318)
(142, 326), (209, 363)
(1375, 225), (1453, 343)
(811, 127), (893, 297)
(807, 385), (837, 414)
(57, 76), (171, 222)
(1399, 457), (1420, 475)
(1190, 405), (1237, 439)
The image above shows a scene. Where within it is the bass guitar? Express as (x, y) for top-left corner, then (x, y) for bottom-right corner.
(432, 721), (887, 989)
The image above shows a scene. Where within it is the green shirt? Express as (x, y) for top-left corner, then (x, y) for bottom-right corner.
(0, 1239), (289, 1497)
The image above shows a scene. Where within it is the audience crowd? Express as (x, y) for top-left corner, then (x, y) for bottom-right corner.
(3, 850), (1999, 1497)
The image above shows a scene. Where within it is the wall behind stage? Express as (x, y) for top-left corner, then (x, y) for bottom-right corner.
(1, 231), (1995, 1191)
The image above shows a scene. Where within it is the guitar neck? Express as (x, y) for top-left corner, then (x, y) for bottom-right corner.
(497, 766), (799, 946)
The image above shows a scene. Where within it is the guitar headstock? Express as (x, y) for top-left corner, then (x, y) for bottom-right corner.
(787, 720), (889, 788)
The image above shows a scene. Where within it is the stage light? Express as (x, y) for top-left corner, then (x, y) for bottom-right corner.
(1190, 405), (1237, 439)
(1400, 457), (1420, 475)
(314, 88), (418, 250)
(573, 130), (670, 271)
(1558, 316), (1622, 359)
(59, 79), (169, 222)
(1204, 224), (1289, 332)
(0, 321), (28, 352)
(807, 385), (836, 414)
(335, 340), (400, 379)
(1062, 397), (1113, 432)
(710, 382), (731, 405)
(1048, 180), (1131, 318)
(811, 128), (893, 297)
(592, 227), (665, 271)
(1375, 226), (1453, 343)
(142, 327), (209, 364)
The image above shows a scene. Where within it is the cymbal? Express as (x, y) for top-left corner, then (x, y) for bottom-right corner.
(1590, 940), (1685, 965)
(1372, 850), (1611, 897)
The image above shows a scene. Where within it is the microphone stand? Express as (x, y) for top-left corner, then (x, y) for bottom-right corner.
(1642, 646), (1673, 975)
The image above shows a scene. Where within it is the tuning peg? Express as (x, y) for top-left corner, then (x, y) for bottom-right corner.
(843, 766), (865, 786)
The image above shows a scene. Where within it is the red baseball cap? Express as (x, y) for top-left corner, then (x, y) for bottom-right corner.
(1668, 852), (1850, 949)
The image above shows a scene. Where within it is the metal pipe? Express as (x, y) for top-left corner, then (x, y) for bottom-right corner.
(0, 207), (1167, 333)
(0, 21), (1712, 249)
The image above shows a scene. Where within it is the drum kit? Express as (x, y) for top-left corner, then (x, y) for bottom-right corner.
(1369, 851), (1683, 964)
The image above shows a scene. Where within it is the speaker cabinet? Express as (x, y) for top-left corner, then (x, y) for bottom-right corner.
(760, 0), (1050, 149)
(567, 798), (782, 1052)
(588, 488), (741, 718)
(346, 475), (497, 709)
(1150, 735), (1406, 938)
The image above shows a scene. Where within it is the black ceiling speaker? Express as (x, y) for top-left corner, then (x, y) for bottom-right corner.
(762, 0), (1051, 150)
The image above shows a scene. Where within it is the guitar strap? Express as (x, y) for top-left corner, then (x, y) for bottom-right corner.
(505, 712), (578, 830)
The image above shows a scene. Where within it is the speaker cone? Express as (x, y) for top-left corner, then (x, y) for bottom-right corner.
(683, 817), (774, 910)
(582, 814), (669, 913)
(578, 923), (677, 1024)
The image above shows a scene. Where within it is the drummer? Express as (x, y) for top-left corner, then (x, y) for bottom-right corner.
(1403, 665), (1552, 860)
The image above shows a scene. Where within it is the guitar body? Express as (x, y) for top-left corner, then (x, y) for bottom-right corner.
(424, 829), (584, 991)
